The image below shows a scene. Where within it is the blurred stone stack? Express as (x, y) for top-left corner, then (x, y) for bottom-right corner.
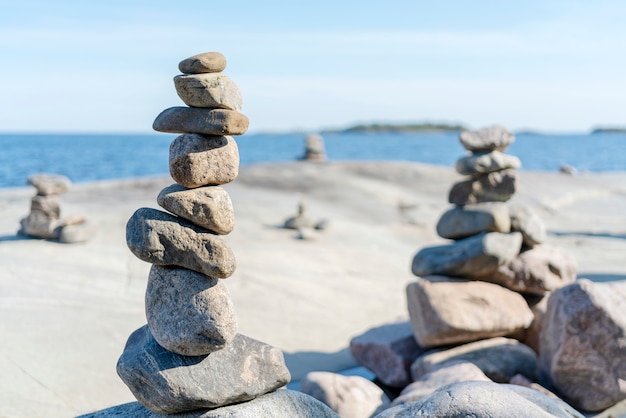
(299, 133), (327, 162)
(19, 173), (95, 243)
(111, 52), (336, 417)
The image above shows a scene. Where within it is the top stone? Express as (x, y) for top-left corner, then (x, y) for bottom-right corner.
(179, 52), (227, 74)
(459, 125), (515, 152)
(27, 173), (71, 195)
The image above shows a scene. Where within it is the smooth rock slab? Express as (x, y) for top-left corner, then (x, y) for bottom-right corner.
(407, 278), (534, 348)
(27, 173), (71, 195)
(375, 381), (584, 418)
(410, 337), (538, 383)
(436, 202), (511, 240)
(539, 279), (626, 412)
(126, 207), (236, 279)
(169, 134), (239, 188)
(117, 326), (291, 414)
(157, 184), (235, 234)
(459, 124), (515, 152)
(78, 390), (339, 417)
(488, 245), (578, 295)
(510, 205), (547, 247)
(455, 150), (521, 175)
(178, 51), (227, 74)
(448, 169), (517, 205)
(349, 321), (424, 388)
(411, 232), (522, 279)
(300, 371), (389, 418)
(146, 265), (237, 356)
(174, 73), (243, 111)
(153, 107), (249, 136)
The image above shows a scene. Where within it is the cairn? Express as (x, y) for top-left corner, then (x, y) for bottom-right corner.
(19, 173), (94, 243)
(299, 133), (327, 162)
(114, 52), (297, 415)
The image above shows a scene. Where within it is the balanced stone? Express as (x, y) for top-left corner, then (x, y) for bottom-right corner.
(510, 205), (547, 247)
(126, 207), (236, 279)
(300, 133), (327, 162)
(459, 124), (515, 152)
(19, 210), (61, 239)
(157, 184), (235, 234)
(30, 195), (60, 218)
(169, 134), (239, 188)
(117, 326), (290, 414)
(174, 73), (243, 111)
(145, 265), (237, 356)
(179, 52), (227, 74)
(406, 277), (534, 348)
(448, 169), (517, 205)
(27, 173), (71, 195)
(436, 202), (511, 240)
(153, 107), (249, 135)
(455, 150), (521, 175)
(57, 221), (96, 243)
(411, 232), (522, 279)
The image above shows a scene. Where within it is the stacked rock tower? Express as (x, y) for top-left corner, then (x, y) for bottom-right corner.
(116, 52), (291, 414)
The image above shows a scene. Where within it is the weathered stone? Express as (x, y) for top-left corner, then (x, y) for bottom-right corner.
(146, 265), (237, 356)
(27, 173), (71, 195)
(157, 184), (235, 234)
(410, 337), (538, 383)
(153, 107), (249, 135)
(455, 150), (521, 175)
(174, 73), (243, 111)
(169, 134), (239, 188)
(522, 294), (548, 354)
(436, 202), (511, 240)
(300, 133), (327, 162)
(178, 52), (227, 74)
(349, 321), (424, 388)
(375, 381), (584, 418)
(117, 326), (290, 414)
(300, 372), (389, 418)
(510, 205), (547, 247)
(448, 169), (517, 205)
(57, 221), (96, 243)
(406, 278), (534, 348)
(411, 232), (522, 279)
(18, 211), (61, 239)
(126, 207), (236, 279)
(510, 374), (559, 399)
(459, 124), (515, 152)
(78, 390), (340, 417)
(30, 195), (60, 218)
(488, 245), (578, 295)
(539, 279), (626, 412)
(391, 361), (491, 407)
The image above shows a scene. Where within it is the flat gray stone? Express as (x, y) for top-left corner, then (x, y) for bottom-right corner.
(117, 326), (291, 414)
(126, 207), (236, 279)
(407, 278), (534, 348)
(459, 124), (515, 152)
(411, 232), (523, 279)
(157, 184), (235, 235)
(436, 202), (511, 240)
(178, 52), (227, 74)
(449, 169), (517, 205)
(510, 205), (547, 247)
(349, 321), (424, 388)
(456, 150), (521, 175)
(375, 381), (584, 418)
(174, 73), (243, 111)
(169, 134), (239, 188)
(488, 245), (578, 295)
(146, 265), (237, 356)
(27, 173), (71, 195)
(300, 371), (389, 418)
(78, 390), (339, 417)
(410, 337), (538, 383)
(153, 107), (249, 136)
(539, 279), (626, 412)
(57, 221), (96, 243)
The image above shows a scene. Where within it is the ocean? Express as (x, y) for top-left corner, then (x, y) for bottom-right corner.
(1, 132), (625, 189)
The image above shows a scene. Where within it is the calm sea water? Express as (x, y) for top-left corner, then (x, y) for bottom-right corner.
(0, 132), (625, 189)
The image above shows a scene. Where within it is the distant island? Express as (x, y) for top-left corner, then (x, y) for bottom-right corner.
(591, 127), (626, 134)
(324, 122), (468, 134)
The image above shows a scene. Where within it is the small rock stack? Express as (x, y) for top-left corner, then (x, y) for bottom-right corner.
(116, 52), (294, 415)
(299, 133), (327, 162)
(19, 173), (94, 243)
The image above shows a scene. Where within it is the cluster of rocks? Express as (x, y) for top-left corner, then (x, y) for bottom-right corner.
(282, 200), (328, 240)
(91, 52), (337, 417)
(299, 133), (327, 162)
(298, 125), (626, 417)
(18, 173), (94, 243)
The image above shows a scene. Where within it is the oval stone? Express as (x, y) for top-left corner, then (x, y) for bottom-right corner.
(153, 107), (249, 136)
(178, 51), (227, 74)
(174, 73), (243, 111)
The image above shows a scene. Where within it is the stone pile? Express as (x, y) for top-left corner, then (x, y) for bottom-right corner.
(299, 133), (327, 162)
(100, 52), (337, 417)
(300, 125), (626, 417)
(19, 173), (95, 243)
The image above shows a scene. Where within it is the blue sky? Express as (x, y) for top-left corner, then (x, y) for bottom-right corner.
(1, 1), (625, 133)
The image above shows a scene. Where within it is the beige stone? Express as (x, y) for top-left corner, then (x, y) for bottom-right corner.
(436, 202), (511, 240)
(178, 51), (227, 74)
(174, 73), (243, 111)
(455, 150), (521, 175)
(153, 107), (249, 136)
